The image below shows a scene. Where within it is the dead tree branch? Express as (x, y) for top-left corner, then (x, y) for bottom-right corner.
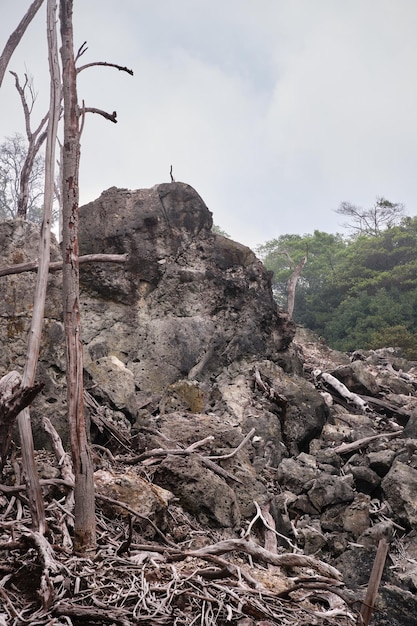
(0, 0), (45, 88)
(83, 107), (118, 123)
(77, 60), (134, 75)
(0, 253), (128, 277)
(0, 371), (44, 472)
(189, 537), (343, 580)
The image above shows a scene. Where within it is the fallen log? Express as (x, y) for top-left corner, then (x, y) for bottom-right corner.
(0, 253), (128, 277)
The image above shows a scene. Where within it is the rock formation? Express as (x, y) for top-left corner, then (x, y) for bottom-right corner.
(1, 182), (417, 624)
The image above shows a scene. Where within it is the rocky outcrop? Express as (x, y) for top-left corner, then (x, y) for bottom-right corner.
(78, 183), (295, 396)
(2, 183), (417, 624)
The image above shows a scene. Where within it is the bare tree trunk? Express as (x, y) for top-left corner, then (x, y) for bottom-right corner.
(0, 0), (45, 88)
(9, 71), (49, 219)
(17, 129), (48, 218)
(60, 0), (96, 554)
(287, 255), (307, 318)
(16, 0), (61, 535)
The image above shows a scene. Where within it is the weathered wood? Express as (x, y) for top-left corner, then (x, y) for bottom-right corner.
(361, 394), (410, 426)
(0, 372), (43, 472)
(0, 253), (128, 277)
(332, 429), (403, 455)
(0, 0), (45, 88)
(314, 369), (369, 412)
(60, 0), (96, 554)
(190, 537), (343, 580)
(15, 0), (62, 536)
(358, 538), (389, 626)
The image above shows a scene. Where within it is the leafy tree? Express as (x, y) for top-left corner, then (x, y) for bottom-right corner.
(257, 231), (346, 318)
(371, 325), (417, 360)
(260, 215), (417, 357)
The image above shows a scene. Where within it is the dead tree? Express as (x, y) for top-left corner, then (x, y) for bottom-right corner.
(15, 0), (61, 535)
(9, 71), (49, 218)
(0, 0), (45, 88)
(287, 255), (307, 318)
(59, 1), (132, 553)
(59, 0), (96, 554)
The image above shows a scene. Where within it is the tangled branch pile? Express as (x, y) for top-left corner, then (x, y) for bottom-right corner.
(0, 438), (358, 626)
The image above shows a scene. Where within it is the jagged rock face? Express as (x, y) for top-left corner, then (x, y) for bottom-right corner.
(0, 220), (67, 442)
(79, 183), (295, 393)
(0, 183), (296, 446)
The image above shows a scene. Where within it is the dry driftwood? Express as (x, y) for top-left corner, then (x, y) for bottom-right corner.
(0, 253), (128, 277)
(358, 538), (389, 626)
(314, 369), (369, 412)
(332, 429), (403, 455)
(189, 538), (343, 581)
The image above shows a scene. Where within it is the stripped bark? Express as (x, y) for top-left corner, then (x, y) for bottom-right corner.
(0, 0), (45, 88)
(358, 538), (389, 626)
(287, 255), (307, 318)
(14, 0), (61, 534)
(60, 0), (96, 554)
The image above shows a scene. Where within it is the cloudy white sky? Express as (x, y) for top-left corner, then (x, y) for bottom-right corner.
(1, 1), (417, 249)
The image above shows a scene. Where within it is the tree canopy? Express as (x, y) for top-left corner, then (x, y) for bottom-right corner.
(258, 212), (417, 359)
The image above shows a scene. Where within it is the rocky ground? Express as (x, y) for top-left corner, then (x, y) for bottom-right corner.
(1, 183), (417, 625)
(2, 328), (417, 625)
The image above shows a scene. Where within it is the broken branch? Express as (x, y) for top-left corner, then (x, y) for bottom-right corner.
(0, 253), (128, 277)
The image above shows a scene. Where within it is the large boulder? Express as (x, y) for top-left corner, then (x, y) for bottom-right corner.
(79, 183), (295, 393)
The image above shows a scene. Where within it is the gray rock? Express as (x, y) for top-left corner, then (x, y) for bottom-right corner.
(348, 464), (381, 494)
(367, 450), (397, 477)
(78, 183), (295, 393)
(331, 360), (380, 396)
(382, 461), (417, 528)
(357, 520), (395, 548)
(342, 493), (371, 538)
(276, 454), (319, 495)
(154, 454), (241, 528)
(307, 473), (355, 511)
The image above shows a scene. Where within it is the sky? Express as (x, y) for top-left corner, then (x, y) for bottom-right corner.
(1, 0), (417, 250)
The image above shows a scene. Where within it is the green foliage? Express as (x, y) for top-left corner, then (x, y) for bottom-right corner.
(212, 224), (231, 238)
(260, 213), (417, 358)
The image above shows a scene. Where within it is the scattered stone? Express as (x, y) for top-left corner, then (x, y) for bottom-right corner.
(382, 461), (417, 528)
(307, 473), (355, 511)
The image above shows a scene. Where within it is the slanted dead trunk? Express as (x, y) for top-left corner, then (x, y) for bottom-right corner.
(0, 0), (45, 88)
(14, 0), (61, 534)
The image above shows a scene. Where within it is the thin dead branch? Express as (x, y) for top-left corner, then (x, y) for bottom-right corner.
(189, 537), (343, 580)
(332, 430), (403, 455)
(77, 60), (134, 75)
(84, 107), (118, 123)
(0, 253), (128, 277)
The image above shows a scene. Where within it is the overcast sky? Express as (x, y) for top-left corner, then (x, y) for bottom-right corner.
(1, 1), (417, 249)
